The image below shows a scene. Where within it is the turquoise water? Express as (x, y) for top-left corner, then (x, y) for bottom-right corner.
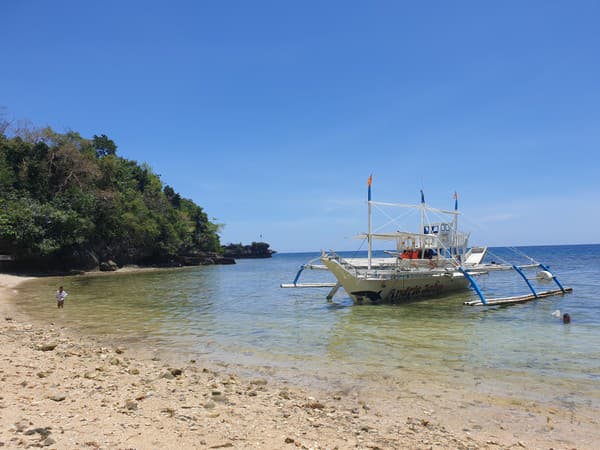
(16, 244), (600, 406)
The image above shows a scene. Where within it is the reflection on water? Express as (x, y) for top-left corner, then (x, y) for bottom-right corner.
(15, 245), (600, 406)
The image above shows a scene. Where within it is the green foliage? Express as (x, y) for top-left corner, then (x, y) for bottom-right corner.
(222, 241), (273, 258)
(0, 123), (221, 264)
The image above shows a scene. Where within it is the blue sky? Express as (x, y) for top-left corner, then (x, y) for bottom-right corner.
(2, 1), (599, 251)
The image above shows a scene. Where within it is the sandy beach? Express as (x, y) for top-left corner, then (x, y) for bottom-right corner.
(1, 272), (598, 449)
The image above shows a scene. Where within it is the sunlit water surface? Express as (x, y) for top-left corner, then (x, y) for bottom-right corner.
(15, 245), (600, 407)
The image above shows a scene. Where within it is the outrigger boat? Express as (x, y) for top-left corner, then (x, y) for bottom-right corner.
(282, 178), (572, 306)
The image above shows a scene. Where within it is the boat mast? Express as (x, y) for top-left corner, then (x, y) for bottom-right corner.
(453, 191), (458, 259)
(367, 175), (373, 270)
(420, 190), (425, 258)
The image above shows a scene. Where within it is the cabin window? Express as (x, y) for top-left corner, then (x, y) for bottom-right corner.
(423, 226), (430, 234)
(432, 225), (439, 234)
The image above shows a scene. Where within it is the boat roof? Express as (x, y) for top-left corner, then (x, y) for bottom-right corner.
(354, 231), (442, 241)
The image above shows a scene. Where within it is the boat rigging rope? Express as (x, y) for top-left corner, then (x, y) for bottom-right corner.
(485, 249), (512, 266)
(350, 238), (367, 259)
(507, 246), (539, 265)
(371, 203), (418, 233)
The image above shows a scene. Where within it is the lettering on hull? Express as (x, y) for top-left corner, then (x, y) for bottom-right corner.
(351, 281), (449, 304)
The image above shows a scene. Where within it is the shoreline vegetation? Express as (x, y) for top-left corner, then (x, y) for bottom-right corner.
(0, 116), (277, 274)
(1, 272), (598, 449)
(0, 120), (225, 273)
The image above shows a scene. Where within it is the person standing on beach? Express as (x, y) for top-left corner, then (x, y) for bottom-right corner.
(55, 286), (67, 308)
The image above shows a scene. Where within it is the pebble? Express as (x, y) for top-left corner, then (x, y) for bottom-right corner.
(279, 390), (291, 400)
(305, 401), (325, 410)
(125, 400), (138, 411)
(24, 427), (51, 438)
(38, 344), (57, 352)
(42, 437), (56, 446)
(49, 394), (66, 402)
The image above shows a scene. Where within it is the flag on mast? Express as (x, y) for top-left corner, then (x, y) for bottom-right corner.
(420, 189), (425, 204)
(367, 174), (373, 201)
(453, 191), (458, 211)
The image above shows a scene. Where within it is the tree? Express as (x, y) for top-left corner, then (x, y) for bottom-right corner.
(92, 134), (117, 158)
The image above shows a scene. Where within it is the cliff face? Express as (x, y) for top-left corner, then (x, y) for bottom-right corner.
(222, 242), (275, 259)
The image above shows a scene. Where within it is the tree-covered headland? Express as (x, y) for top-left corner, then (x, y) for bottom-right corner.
(0, 118), (227, 271)
(222, 242), (275, 258)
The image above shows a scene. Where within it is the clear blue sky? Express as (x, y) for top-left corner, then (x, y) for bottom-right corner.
(2, 1), (599, 251)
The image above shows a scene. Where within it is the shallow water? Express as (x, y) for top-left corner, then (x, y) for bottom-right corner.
(15, 245), (600, 406)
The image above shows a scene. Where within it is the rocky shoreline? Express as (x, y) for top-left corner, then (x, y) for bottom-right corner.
(1, 274), (598, 449)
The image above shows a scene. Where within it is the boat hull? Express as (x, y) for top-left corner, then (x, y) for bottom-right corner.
(322, 258), (470, 304)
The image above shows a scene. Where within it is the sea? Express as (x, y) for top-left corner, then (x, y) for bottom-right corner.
(15, 244), (600, 408)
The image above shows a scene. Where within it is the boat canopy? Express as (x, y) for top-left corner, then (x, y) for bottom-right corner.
(354, 231), (437, 241)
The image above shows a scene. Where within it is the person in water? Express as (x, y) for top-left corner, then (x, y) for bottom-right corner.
(55, 286), (68, 309)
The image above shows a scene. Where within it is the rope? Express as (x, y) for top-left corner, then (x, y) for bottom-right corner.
(486, 249), (512, 266)
(508, 246), (539, 265)
(351, 238), (367, 259)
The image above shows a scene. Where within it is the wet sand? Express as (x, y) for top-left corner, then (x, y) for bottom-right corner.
(1, 273), (598, 449)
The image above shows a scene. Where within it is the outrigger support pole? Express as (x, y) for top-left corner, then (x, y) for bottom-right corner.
(326, 282), (341, 302)
(292, 265), (305, 286)
(539, 263), (566, 293)
(458, 267), (487, 305)
(512, 265), (538, 298)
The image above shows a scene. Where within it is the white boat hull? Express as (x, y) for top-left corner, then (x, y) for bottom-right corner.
(322, 257), (469, 304)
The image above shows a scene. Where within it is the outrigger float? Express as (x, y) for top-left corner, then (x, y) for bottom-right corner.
(281, 178), (572, 306)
